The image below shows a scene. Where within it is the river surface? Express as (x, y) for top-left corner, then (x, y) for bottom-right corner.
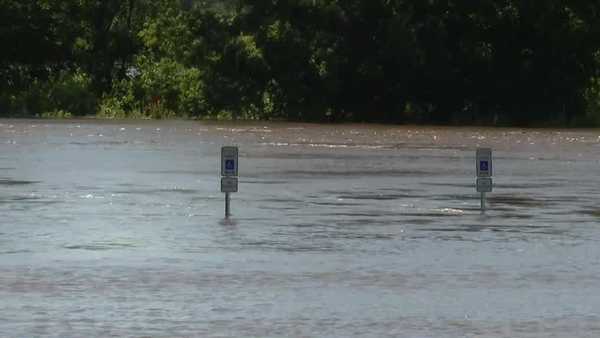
(1, 119), (600, 337)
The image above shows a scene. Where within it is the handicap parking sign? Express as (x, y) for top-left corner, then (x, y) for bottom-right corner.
(221, 146), (239, 177)
(225, 159), (235, 170)
(480, 160), (489, 171)
(476, 148), (492, 177)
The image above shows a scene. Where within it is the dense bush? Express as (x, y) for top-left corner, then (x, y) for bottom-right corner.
(0, 69), (95, 118)
(1, 0), (600, 125)
(98, 56), (205, 119)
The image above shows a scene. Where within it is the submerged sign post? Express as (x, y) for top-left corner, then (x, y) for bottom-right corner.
(221, 146), (238, 218)
(476, 148), (493, 212)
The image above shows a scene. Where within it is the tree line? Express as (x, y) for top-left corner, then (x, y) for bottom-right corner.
(1, 0), (600, 125)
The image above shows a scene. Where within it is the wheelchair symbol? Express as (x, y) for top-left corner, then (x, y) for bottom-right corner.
(480, 161), (489, 171)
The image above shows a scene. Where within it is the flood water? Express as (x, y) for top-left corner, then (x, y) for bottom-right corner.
(1, 119), (600, 337)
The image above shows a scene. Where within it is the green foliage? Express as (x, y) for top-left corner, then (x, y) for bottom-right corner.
(97, 96), (129, 119)
(2, 0), (600, 125)
(46, 70), (97, 116)
(0, 69), (95, 117)
(99, 56), (205, 119)
(40, 110), (73, 119)
(583, 77), (600, 124)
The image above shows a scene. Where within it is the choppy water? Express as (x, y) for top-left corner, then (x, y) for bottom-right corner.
(1, 119), (600, 337)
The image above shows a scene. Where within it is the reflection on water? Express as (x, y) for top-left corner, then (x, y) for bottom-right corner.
(1, 120), (600, 337)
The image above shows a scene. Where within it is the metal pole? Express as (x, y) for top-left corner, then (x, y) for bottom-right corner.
(225, 192), (231, 218)
(480, 192), (486, 213)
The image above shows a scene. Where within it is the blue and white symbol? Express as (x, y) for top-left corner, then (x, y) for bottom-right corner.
(479, 161), (489, 171)
(225, 159), (235, 171)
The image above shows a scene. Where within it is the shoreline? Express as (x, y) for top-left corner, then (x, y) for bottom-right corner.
(1, 116), (598, 130)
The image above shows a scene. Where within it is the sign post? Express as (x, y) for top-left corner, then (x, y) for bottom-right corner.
(221, 146), (239, 218)
(476, 148), (493, 212)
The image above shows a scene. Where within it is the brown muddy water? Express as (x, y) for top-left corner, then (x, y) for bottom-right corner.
(1, 119), (600, 337)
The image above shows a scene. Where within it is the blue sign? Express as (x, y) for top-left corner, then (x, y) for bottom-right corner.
(479, 161), (489, 171)
(221, 146), (239, 177)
